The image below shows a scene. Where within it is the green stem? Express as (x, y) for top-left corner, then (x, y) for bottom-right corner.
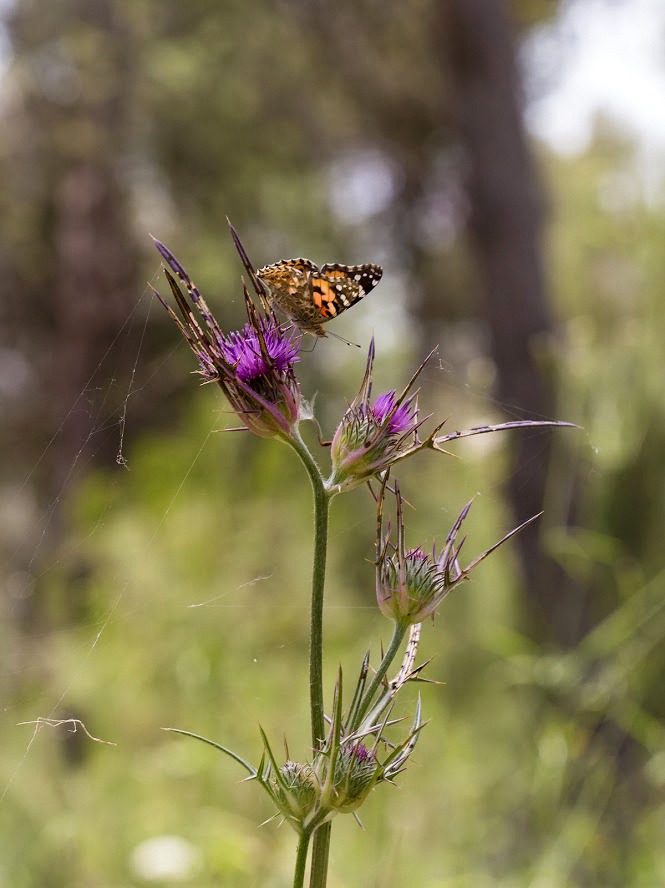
(288, 427), (331, 750)
(352, 622), (407, 730)
(288, 428), (334, 888)
(293, 830), (312, 888)
(309, 823), (331, 888)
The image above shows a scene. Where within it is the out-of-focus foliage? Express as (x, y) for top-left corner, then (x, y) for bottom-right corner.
(3, 299), (664, 886)
(2, 0), (665, 886)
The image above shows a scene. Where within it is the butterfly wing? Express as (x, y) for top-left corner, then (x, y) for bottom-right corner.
(319, 264), (383, 301)
(258, 258), (319, 278)
(257, 259), (317, 311)
(313, 264), (383, 318)
(257, 258), (383, 333)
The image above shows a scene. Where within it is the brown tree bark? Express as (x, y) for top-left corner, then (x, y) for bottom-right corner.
(440, 0), (585, 646)
(440, 10), (655, 869)
(0, 0), (142, 632)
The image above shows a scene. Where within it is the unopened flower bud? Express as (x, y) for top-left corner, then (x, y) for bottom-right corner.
(377, 546), (447, 625)
(328, 742), (378, 814)
(376, 481), (540, 627)
(272, 761), (318, 825)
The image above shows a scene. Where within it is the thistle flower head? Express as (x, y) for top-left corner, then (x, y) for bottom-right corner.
(236, 665), (422, 833)
(328, 339), (426, 492)
(376, 477), (541, 627)
(220, 320), (300, 383)
(150, 227), (302, 439)
(326, 741), (378, 814)
(263, 738), (387, 831)
(327, 337), (579, 495)
(371, 390), (418, 433)
(168, 650), (425, 835)
(271, 760), (318, 824)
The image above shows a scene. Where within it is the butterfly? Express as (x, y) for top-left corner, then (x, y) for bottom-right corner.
(256, 258), (383, 337)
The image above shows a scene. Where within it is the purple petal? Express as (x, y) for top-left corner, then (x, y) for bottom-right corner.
(372, 391), (418, 434)
(221, 320), (300, 382)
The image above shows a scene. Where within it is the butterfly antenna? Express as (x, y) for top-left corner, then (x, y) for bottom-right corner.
(326, 330), (361, 348)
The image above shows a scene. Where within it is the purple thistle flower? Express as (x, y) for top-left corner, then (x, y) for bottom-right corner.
(328, 339), (426, 493)
(405, 546), (429, 564)
(150, 230), (302, 439)
(220, 320), (300, 383)
(350, 741), (370, 763)
(371, 391), (417, 434)
(328, 337), (577, 494)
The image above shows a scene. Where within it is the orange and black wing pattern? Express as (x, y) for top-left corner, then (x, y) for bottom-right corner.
(257, 258), (382, 334)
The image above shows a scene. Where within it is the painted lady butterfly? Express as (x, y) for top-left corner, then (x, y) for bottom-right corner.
(256, 258), (382, 337)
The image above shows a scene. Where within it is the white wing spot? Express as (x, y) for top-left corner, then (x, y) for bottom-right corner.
(354, 274), (361, 281)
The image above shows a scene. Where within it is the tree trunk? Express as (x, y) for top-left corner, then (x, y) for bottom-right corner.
(440, 0), (585, 646)
(0, 0), (141, 632)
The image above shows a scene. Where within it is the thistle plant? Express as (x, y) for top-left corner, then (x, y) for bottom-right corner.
(150, 237), (301, 439)
(153, 222), (576, 887)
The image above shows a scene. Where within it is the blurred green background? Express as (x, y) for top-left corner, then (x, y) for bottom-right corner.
(2, 0), (665, 885)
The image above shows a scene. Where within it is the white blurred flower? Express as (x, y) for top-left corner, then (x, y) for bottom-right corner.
(129, 835), (201, 883)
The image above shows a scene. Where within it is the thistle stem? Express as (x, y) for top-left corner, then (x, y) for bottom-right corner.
(286, 427), (335, 888)
(309, 824), (331, 888)
(352, 622), (407, 730)
(293, 830), (312, 888)
(288, 427), (331, 750)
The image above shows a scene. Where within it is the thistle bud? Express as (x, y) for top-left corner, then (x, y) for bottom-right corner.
(329, 340), (420, 493)
(377, 546), (448, 625)
(272, 761), (318, 825)
(327, 742), (378, 814)
(376, 479), (541, 627)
